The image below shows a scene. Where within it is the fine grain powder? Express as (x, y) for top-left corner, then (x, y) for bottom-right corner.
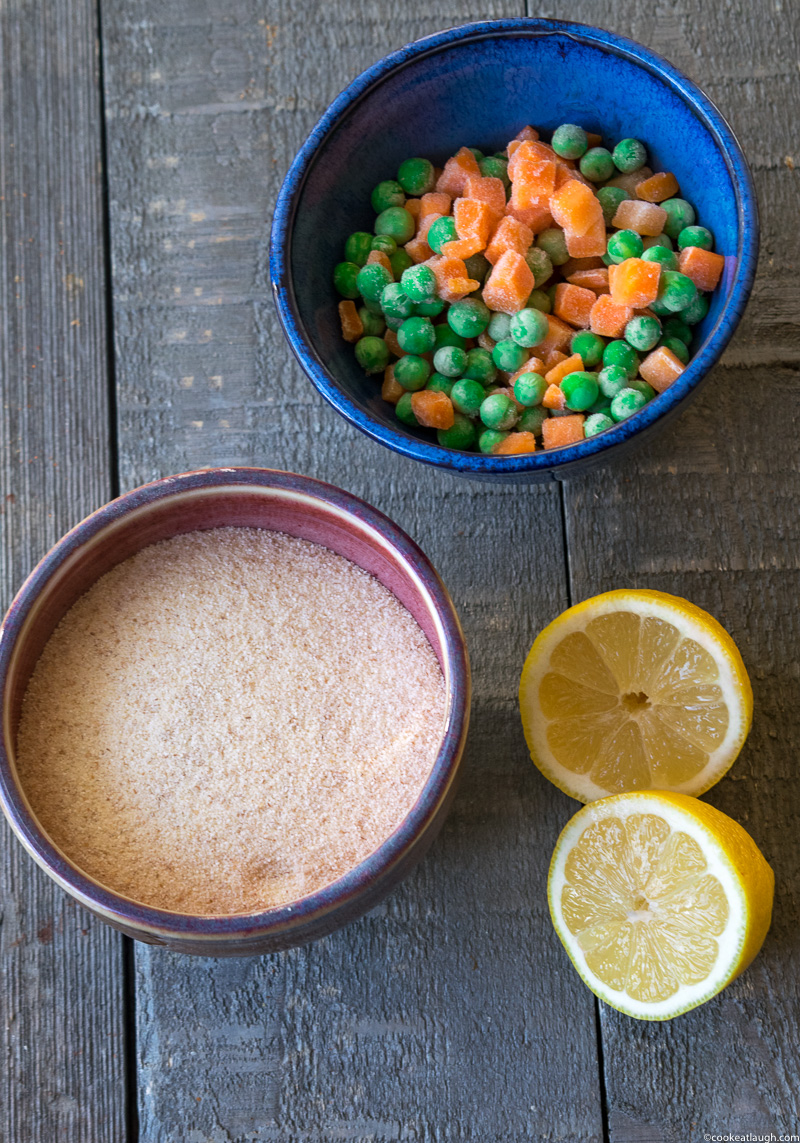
(16, 527), (447, 915)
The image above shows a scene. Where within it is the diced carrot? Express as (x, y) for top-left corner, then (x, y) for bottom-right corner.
(384, 329), (405, 357)
(585, 131), (602, 148)
(542, 383), (567, 410)
(611, 198), (668, 236)
(550, 180), (603, 237)
(554, 283), (596, 329)
(554, 160), (594, 190)
(542, 348), (568, 369)
(381, 365), (404, 405)
(411, 389), (455, 429)
(563, 256), (605, 276)
(505, 199), (554, 234)
(679, 246), (725, 292)
(420, 191), (452, 218)
(589, 293), (634, 338)
(605, 167), (653, 194)
(478, 331), (496, 351)
(417, 212), (442, 241)
(565, 217), (607, 258)
(439, 275), (480, 301)
(452, 197), (494, 249)
(367, 250), (393, 275)
(464, 175), (506, 222)
(428, 254), (480, 303)
(485, 216), (534, 265)
(541, 414), (586, 449)
(545, 352), (584, 386)
(635, 171), (679, 203)
(482, 250), (535, 314)
(567, 267), (610, 293)
(404, 198), (421, 222)
(608, 257), (661, 307)
(494, 430), (537, 454)
(435, 147), (481, 197)
(338, 300), (364, 343)
(514, 125), (540, 142)
(537, 314), (574, 356)
(507, 139), (554, 177)
(508, 358), (545, 386)
(639, 346), (686, 393)
(405, 235), (433, 263)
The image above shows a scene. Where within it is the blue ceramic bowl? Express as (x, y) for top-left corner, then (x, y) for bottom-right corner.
(0, 469), (470, 956)
(271, 19), (758, 482)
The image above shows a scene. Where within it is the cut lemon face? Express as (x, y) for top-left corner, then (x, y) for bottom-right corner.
(519, 589), (752, 803)
(548, 791), (774, 1020)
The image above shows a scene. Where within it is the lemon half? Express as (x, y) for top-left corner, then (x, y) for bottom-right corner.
(548, 791), (774, 1020)
(519, 589), (752, 803)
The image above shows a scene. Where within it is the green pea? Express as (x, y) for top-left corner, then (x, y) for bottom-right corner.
(488, 312), (512, 342)
(551, 124), (588, 160)
(361, 296), (385, 316)
(397, 157), (435, 196)
(657, 270), (697, 313)
(415, 296), (446, 317)
(598, 186), (630, 226)
(437, 414), (477, 451)
(603, 340), (639, 379)
(451, 378), (486, 418)
(626, 378), (657, 402)
(580, 147), (615, 183)
(659, 337), (690, 364)
(480, 392), (519, 430)
(587, 395), (613, 416)
(394, 354), (431, 391)
(395, 391), (419, 426)
(678, 225), (714, 251)
(401, 264), (437, 303)
(478, 428), (509, 454)
(371, 180), (405, 213)
(334, 261), (361, 299)
(524, 246), (554, 289)
(584, 412), (615, 438)
(354, 336), (390, 375)
(492, 338), (528, 373)
(359, 307), (385, 337)
(527, 289), (552, 313)
(464, 253), (491, 282)
(427, 216), (459, 255)
(375, 206), (416, 245)
(661, 198), (696, 240)
(598, 364), (629, 400)
(624, 315), (662, 352)
(463, 347), (497, 385)
(356, 262), (393, 303)
(370, 234), (397, 255)
(607, 229), (644, 263)
(641, 245), (679, 271)
(389, 249), (414, 279)
(571, 330), (606, 368)
(518, 406), (548, 436)
(380, 284), (414, 323)
(610, 387), (647, 421)
(648, 297), (673, 317)
(345, 232), (373, 266)
(433, 345), (468, 378)
(537, 227), (570, 266)
(642, 232), (674, 251)
(612, 138), (647, 173)
(662, 317), (692, 345)
(513, 372), (547, 407)
(397, 315), (435, 355)
(447, 297), (491, 338)
(433, 324), (467, 351)
(682, 293), (710, 325)
(509, 308), (548, 348)
(468, 147), (484, 161)
(427, 373), (454, 396)
(478, 156), (510, 187)
(561, 371), (599, 412)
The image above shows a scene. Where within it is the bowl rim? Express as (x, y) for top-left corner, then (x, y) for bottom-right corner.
(0, 467), (471, 941)
(270, 16), (759, 476)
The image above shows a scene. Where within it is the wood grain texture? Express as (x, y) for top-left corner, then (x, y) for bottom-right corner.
(0, 1), (126, 1140)
(100, 1), (605, 1138)
(550, 2), (800, 1139)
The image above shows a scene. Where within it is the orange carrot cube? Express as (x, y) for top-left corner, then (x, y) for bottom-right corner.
(507, 139), (554, 177)
(439, 276), (480, 302)
(542, 348), (568, 370)
(542, 384), (567, 410)
(405, 236), (433, 263)
(420, 191), (452, 218)
(554, 283), (596, 329)
(464, 176), (506, 223)
(567, 267), (610, 293)
(541, 414), (586, 449)
(608, 257), (661, 307)
(639, 346), (686, 393)
(505, 199), (555, 234)
(381, 365), (404, 405)
(338, 300), (364, 343)
(545, 352), (584, 386)
(429, 255), (480, 303)
(508, 359), (545, 387)
(585, 131), (603, 148)
(384, 329), (405, 358)
(482, 250), (535, 314)
(537, 314), (574, 356)
(612, 198), (668, 236)
(436, 147), (481, 197)
(589, 293), (634, 338)
(411, 389), (455, 429)
(485, 216), (534, 265)
(554, 161), (594, 190)
(494, 430), (537, 454)
(478, 331), (496, 351)
(441, 236), (483, 260)
(635, 171), (679, 202)
(550, 180), (603, 237)
(563, 256), (605, 276)
(404, 198), (421, 222)
(514, 125), (540, 143)
(453, 197), (494, 246)
(367, 250), (394, 275)
(565, 217), (607, 258)
(679, 246), (725, 292)
(417, 212), (442, 241)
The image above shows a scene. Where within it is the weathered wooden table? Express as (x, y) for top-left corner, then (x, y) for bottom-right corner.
(2, 2), (798, 1139)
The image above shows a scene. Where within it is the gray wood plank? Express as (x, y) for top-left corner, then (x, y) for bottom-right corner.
(101, 1), (605, 1138)
(0, 1), (126, 1140)
(551, 1), (800, 1139)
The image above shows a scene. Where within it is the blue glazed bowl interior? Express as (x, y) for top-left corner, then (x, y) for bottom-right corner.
(274, 21), (756, 478)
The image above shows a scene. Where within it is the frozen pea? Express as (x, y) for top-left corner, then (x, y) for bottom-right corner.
(660, 337), (690, 364)
(371, 180), (405, 213)
(610, 387), (648, 421)
(380, 283), (414, 321)
(463, 348), (497, 385)
(662, 317), (692, 345)
(513, 372), (547, 407)
(359, 307), (385, 337)
(480, 392), (519, 430)
(612, 138), (647, 173)
(518, 406), (548, 435)
(397, 315), (435, 355)
(527, 289), (552, 313)
(345, 232), (373, 266)
(551, 123), (588, 160)
(356, 262), (393, 303)
(397, 157), (435, 195)
(603, 340), (639, 378)
(509, 308), (548, 348)
(525, 247), (554, 288)
(607, 229), (644, 263)
(394, 355), (431, 391)
(478, 428), (509, 454)
(624, 315), (661, 352)
(571, 330), (606, 368)
(682, 293), (710, 325)
(536, 228), (570, 266)
(433, 345), (468, 378)
(354, 336), (390, 375)
(401, 264), (437, 303)
(375, 206), (416, 245)
(580, 147), (615, 183)
(488, 312), (513, 341)
(598, 186), (630, 226)
(334, 262), (361, 299)
(426, 372), (454, 396)
(451, 378), (486, 418)
(642, 245), (679, 271)
(427, 216), (459, 255)
(389, 249), (414, 279)
(661, 198), (696, 240)
(598, 364), (629, 400)
(448, 297), (491, 338)
(657, 270), (698, 313)
(678, 225), (714, 251)
(560, 371), (600, 412)
(415, 296), (445, 317)
(395, 391), (419, 426)
(492, 338), (528, 373)
(584, 412), (615, 437)
(438, 414), (477, 451)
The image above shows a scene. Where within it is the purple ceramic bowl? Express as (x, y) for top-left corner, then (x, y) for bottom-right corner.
(0, 468), (470, 956)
